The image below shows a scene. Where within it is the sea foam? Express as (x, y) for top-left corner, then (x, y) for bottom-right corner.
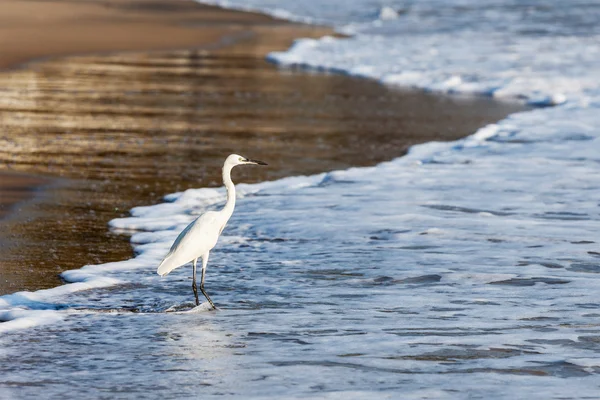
(2, 1), (600, 397)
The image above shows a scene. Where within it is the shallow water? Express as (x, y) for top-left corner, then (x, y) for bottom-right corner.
(0, 43), (515, 294)
(3, 103), (600, 397)
(2, 0), (600, 398)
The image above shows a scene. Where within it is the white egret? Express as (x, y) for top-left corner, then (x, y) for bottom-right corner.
(157, 154), (267, 309)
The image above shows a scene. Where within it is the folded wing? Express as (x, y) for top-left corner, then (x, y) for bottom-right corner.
(157, 211), (221, 276)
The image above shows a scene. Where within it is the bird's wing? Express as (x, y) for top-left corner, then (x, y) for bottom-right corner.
(157, 211), (222, 276)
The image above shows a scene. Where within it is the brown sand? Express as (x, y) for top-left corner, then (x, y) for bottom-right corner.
(0, 0), (329, 69)
(0, 173), (50, 219)
(0, 0), (329, 224)
(0, 0), (528, 295)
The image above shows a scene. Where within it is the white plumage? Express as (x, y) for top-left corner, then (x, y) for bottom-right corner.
(157, 212), (221, 277)
(156, 154), (267, 309)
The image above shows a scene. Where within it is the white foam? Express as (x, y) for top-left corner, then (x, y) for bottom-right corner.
(0, 309), (64, 333)
(165, 302), (214, 313)
(378, 6), (398, 21)
(2, 1), (600, 396)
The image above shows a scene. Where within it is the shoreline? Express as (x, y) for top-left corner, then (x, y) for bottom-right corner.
(0, 0), (333, 294)
(0, 0), (330, 71)
(0, 0), (329, 223)
(0, 0), (528, 295)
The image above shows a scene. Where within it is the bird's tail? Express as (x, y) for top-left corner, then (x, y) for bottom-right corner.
(157, 255), (182, 277)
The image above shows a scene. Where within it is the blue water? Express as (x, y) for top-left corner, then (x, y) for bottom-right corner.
(2, 0), (600, 398)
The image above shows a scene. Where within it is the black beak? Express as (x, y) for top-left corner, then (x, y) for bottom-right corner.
(246, 158), (268, 166)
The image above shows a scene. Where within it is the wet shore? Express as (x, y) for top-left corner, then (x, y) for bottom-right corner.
(0, 1), (527, 295)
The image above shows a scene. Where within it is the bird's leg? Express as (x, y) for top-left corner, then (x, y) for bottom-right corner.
(192, 258), (200, 306)
(200, 251), (217, 310)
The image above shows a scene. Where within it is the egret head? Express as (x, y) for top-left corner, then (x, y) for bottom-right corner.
(226, 154), (268, 167)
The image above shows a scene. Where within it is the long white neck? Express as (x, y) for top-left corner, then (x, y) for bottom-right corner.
(221, 163), (236, 220)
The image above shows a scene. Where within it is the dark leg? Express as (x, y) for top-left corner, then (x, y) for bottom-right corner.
(200, 251), (217, 310)
(192, 258), (200, 306)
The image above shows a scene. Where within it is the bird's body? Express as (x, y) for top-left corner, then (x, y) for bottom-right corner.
(157, 154), (267, 309)
(156, 211), (223, 276)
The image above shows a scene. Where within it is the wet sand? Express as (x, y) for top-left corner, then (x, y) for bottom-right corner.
(0, 173), (51, 219)
(0, 1), (528, 295)
(0, 0), (326, 69)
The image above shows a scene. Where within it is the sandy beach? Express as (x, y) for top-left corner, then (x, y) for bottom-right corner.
(0, 0), (319, 69)
(3, 2), (599, 397)
(0, 0), (527, 295)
